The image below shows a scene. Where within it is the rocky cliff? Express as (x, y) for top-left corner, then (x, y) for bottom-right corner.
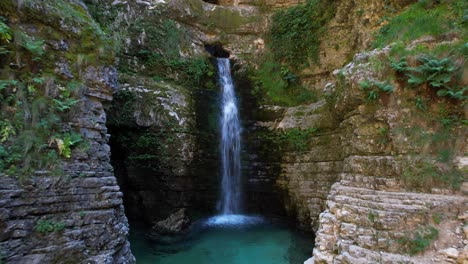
(87, 0), (467, 263)
(88, 2), (467, 263)
(306, 46), (467, 263)
(2, 0), (461, 263)
(0, 1), (134, 262)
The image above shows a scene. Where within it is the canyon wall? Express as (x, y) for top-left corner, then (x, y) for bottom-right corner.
(84, 0), (468, 262)
(275, 47), (468, 263)
(0, 0), (460, 262)
(0, 1), (134, 262)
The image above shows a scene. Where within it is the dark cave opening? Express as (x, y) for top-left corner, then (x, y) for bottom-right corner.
(204, 44), (230, 58)
(202, 0), (219, 5)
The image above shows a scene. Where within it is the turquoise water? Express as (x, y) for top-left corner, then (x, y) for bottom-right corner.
(130, 216), (313, 264)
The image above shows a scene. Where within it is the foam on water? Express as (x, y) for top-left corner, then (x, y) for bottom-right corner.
(204, 214), (264, 227)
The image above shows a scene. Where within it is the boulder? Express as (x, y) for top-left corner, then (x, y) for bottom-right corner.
(152, 209), (191, 235)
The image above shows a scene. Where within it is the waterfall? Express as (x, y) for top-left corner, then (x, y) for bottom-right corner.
(218, 58), (242, 215)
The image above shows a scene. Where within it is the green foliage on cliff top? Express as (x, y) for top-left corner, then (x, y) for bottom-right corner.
(374, 0), (467, 48)
(268, 0), (336, 68)
(390, 54), (467, 100)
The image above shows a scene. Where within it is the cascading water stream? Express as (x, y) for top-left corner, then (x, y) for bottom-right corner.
(217, 58), (242, 215)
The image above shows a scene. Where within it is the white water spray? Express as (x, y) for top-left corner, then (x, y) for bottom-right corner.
(218, 58), (242, 215)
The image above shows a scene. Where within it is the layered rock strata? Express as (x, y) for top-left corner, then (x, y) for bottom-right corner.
(0, 1), (135, 262)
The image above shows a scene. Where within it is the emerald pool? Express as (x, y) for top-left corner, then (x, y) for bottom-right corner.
(130, 215), (313, 264)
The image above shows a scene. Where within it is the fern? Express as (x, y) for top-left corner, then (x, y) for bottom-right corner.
(0, 17), (11, 43)
(52, 98), (80, 112)
(51, 132), (82, 158)
(359, 79), (394, 101)
(437, 86), (467, 100)
(368, 90), (379, 101)
(18, 33), (45, 60)
(390, 56), (408, 72)
(408, 55), (456, 88)
(407, 74), (425, 86)
(415, 96), (426, 110)
(375, 81), (394, 93)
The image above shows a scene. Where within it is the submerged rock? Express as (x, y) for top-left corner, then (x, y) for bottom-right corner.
(152, 208), (191, 235)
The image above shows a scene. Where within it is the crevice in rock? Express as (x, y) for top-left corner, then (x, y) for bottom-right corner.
(203, 0), (219, 5)
(204, 44), (230, 58)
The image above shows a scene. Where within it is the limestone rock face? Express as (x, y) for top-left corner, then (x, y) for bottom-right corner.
(305, 46), (467, 263)
(96, 0), (275, 222)
(0, 1), (134, 262)
(93, 0), (268, 61)
(301, 0), (415, 88)
(107, 74), (197, 223)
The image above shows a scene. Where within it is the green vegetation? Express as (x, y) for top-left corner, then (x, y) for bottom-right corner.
(0, 16), (11, 55)
(0, 75), (83, 177)
(50, 132), (82, 159)
(398, 226), (439, 255)
(359, 79), (394, 101)
(402, 158), (464, 190)
(389, 53), (466, 102)
(377, 127), (389, 144)
(107, 90), (137, 128)
(110, 128), (177, 171)
(432, 212), (442, 224)
(250, 0), (336, 106)
(280, 128), (318, 152)
(397, 120), (465, 190)
(0, 1), (110, 178)
(378, 3), (467, 192)
(367, 210), (378, 223)
(17, 32), (45, 61)
(120, 18), (214, 87)
(35, 220), (65, 233)
(268, 0), (336, 68)
(251, 56), (318, 106)
(374, 0), (467, 48)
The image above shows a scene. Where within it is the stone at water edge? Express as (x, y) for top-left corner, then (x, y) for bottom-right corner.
(152, 208), (191, 235)
(304, 257), (314, 264)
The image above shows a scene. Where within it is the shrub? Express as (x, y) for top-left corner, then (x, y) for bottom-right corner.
(278, 128), (318, 152)
(398, 226), (439, 255)
(391, 55), (466, 100)
(251, 55), (318, 106)
(359, 79), (394, 101)
(407, 56), (456, 88)
(35, 220), (65, 233)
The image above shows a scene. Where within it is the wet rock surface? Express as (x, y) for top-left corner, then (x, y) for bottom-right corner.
(152, 208), (191, 235)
